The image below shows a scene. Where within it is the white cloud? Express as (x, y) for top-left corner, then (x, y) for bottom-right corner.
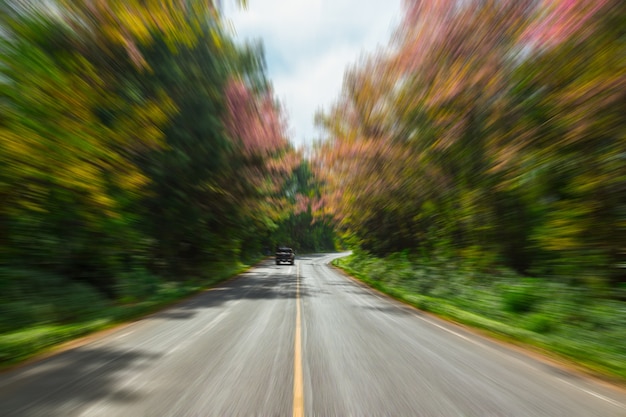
(224, 0), (403, 148)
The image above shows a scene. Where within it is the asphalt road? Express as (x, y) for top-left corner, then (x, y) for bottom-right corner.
(1, 253), (626, 416)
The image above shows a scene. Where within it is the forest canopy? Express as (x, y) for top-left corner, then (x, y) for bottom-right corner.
(314, 0), (625, 287)
(0, 0), (334, 301)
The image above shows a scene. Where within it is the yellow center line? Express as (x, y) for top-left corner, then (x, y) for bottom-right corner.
(293, 263), (304, 417)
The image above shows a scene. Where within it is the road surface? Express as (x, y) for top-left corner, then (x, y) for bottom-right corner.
(1, 253), (625, 416)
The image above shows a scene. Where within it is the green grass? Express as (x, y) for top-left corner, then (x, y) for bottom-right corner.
(0, 260), (257, 368)
(333, 253), (626, 383)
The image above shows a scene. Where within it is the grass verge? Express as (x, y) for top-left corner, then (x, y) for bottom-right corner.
(0, 259), (260, 369)
(332, 253), (626, 384)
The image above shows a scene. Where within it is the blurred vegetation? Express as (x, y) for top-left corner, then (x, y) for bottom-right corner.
(0, 1), (334, 364)
(315, 0), (625, 295)
(315, 0), (625, 378)
(0, 261), (245, 366)
(335, 252), (626, 381)
(271, 162), (337, 253)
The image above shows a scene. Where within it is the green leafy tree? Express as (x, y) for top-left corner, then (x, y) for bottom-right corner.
(315, 0), (624, 287)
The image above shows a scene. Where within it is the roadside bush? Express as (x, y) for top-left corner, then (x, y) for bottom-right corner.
(334, 252), (626, 380)
(54, 283), (107, 322)
(367, 258), (388, 282)
(115, 268), (161, 304)
(523, 313), (554, 334)
(582, 301), (626, 331)
(0, 301), (47, 333)
(501, 279), (542, 313)
(0, 268), (109, 332)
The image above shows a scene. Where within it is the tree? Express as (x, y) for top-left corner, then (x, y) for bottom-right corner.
(314, 0), (625, 285)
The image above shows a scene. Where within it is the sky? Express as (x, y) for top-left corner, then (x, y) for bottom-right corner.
(223, 0), (403, 148)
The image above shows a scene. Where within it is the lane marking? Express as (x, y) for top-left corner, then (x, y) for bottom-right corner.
(293, 262), (304, 417)
(330, 261), (626, 410)
(558, 378), (626, 409)
(410, 315), (626, 409)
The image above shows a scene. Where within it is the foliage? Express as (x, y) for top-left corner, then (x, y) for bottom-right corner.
(0, 258), (250, 367)
(501, 279), (542, 313)
(336, 252), (626, 380)
(314, 0), (625, 289)
(270, 161), (337, 252)
(0, 0), (311, 287)
(0, 268), (107, 333)
(0, 0), (333, 363)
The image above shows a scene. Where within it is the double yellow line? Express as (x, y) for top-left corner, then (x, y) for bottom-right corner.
(293, 263), (304, 417)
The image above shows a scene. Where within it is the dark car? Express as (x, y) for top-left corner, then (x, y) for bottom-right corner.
(275, 247), (295, 265)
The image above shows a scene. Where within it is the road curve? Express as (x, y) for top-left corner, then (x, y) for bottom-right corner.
(1, 253), (625, 416)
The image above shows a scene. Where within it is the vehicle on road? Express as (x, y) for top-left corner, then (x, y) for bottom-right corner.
(275, 247), (295, 265)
